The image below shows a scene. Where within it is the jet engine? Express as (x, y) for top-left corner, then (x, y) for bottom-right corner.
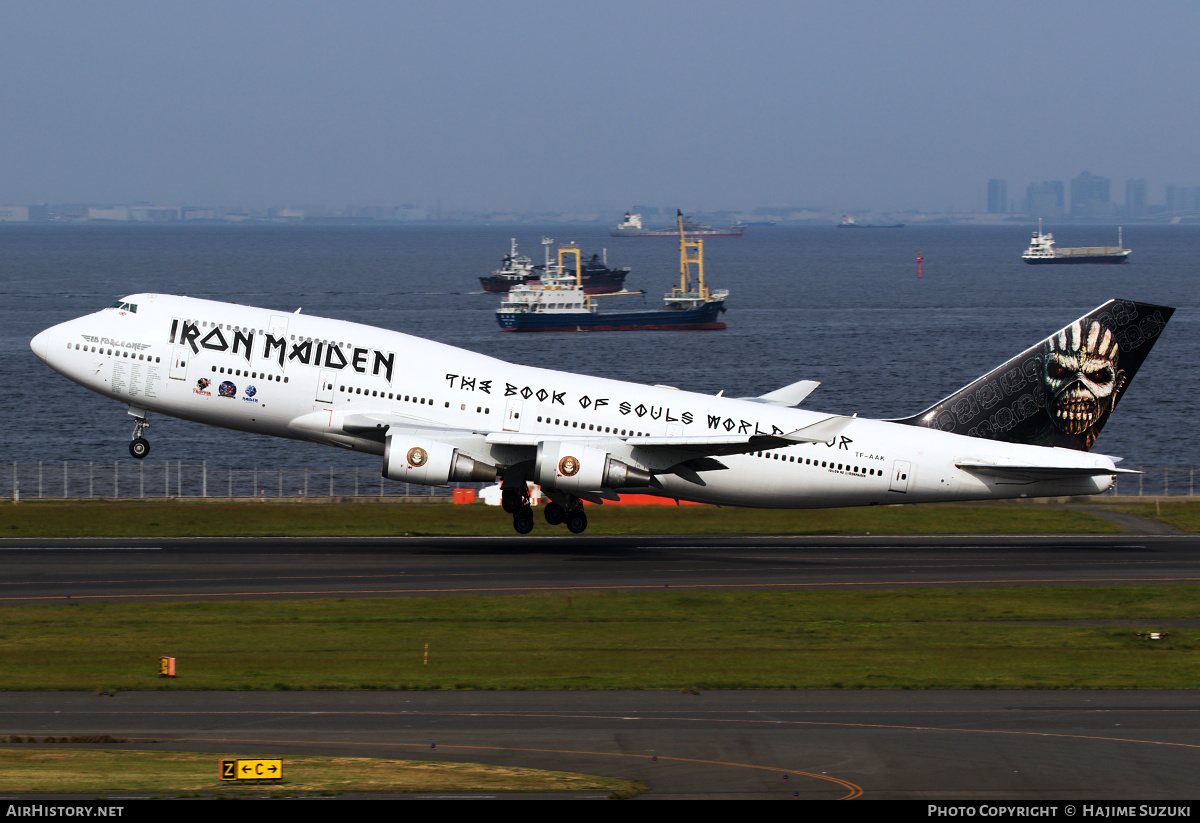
(383, 432), (497, 486)
(534, 440), (654, 493)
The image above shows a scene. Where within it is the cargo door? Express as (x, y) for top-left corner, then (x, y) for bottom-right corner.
(889, 460), (911, 493)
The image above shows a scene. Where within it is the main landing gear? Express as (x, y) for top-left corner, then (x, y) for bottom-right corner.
(129, 417), (150, 459)
(544, 498), (588, 534)
(502, 490), (589, 534)
(502, 489), (535, 534)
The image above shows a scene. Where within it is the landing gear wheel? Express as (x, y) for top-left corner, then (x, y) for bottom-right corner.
(544, 502), (566, 525)
(502, 490), (525, 514)
(566, 510), (588, 534)
(129, 417), (151, 459)
(129, 437), (150, 459)
(513, 508), (535, 534)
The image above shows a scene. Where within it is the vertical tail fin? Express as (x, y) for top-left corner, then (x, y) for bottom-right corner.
(896, 299), (1174, 451)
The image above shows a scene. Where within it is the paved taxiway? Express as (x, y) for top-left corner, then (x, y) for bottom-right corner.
(3, 532), (1200, 799)
(4, 690), (1200, 799)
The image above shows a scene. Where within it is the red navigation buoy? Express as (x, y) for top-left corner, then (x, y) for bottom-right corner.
(916, 254), (924, 278)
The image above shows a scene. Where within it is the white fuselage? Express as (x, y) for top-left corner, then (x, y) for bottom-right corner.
(31, 294), (1118, 507)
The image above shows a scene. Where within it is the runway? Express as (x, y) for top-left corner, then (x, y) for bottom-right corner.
(2, 533), (1200, 603)
(3, 533), (1200, 799)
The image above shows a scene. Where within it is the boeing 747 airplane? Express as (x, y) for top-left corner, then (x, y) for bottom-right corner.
(30, 295), (1172, 534)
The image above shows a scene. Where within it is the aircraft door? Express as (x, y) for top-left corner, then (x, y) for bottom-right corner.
(270, 315), (289, 340)
(316, 370), (336, 404)
(169, 347), (189, 381)
(889, 460), (911, 493)
(503, 400), (522, 432)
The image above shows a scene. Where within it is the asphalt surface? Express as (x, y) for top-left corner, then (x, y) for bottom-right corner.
(4, 690), (1200, 800)
(2, 532), (1200, 603)
(3, 530), (1200, 799)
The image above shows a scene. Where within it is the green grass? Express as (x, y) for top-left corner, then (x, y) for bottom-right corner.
(0, 748), (643, 796)
(1105, 501), (1200, 532)
(0, 499), (1126, 537)
(2, 587), (1198, 690)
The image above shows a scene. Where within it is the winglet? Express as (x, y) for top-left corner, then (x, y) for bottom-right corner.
(780, 415), (855, 443)
(751, 379), (820, 407)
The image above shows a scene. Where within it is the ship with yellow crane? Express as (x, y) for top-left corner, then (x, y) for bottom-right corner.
(495, 212), (728, 331)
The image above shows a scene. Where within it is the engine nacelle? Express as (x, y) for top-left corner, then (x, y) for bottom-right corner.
(535, 441), (654, 493)
(383, 432), (498, 486)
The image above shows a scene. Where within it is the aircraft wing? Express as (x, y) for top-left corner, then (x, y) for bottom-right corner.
(339, 411), (475, 438)
(330, 411), (857, 491)
(485, 414), (855, 457)
(338, 407), (853, 452)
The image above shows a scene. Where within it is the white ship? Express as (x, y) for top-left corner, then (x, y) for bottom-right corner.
(1022, 221), (1131, 264)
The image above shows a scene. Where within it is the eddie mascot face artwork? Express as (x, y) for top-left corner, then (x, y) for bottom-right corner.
(1042, 319), (1125, 449)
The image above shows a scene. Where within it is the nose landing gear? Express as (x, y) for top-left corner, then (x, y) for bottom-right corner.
(129, 417), (150, 459)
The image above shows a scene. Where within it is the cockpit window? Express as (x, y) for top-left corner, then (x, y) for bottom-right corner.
(106, 301), (137, 313)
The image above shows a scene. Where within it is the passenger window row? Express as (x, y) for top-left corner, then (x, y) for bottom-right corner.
(536, 415), (645, 437)
(340, 385), (440, 408)
(211, 365), (287, 383)
(71, 343), (159, 362)
(753, 451), (880, 476)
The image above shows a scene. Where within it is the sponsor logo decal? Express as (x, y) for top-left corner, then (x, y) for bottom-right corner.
(407, 447), (428, 468)
(194, 378), (212, 396)
(558, 455), (580, 477)
(81, 334), (152, 351)
(218, 381), (237, 398)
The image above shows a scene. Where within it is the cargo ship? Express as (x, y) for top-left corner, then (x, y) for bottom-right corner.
(497, 220), (727, 331)
(479, 239), (630, 293)
(1021, 221), (1131, 264)
(837, 215), (905, 228)
(610, 211), (745, 237)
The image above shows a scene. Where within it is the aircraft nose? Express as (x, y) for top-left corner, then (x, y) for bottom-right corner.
(30, 329), (51, 363)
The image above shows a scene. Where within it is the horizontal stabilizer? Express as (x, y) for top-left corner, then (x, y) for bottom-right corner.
(956, 460), (1137, 482)
(744, 379), (820, 407)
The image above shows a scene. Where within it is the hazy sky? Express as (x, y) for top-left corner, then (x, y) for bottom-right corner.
(2, 1), (1197, 213)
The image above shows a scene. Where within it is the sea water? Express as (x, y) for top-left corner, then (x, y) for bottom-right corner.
(2, 222), (1195, 478)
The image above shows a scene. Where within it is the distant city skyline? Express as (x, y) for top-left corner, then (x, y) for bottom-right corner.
(6, 173), (1200, 226)
(2, 3), (1198, 215)
(986, 170), (1200, 220)
(7, 168), (1200, 221)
